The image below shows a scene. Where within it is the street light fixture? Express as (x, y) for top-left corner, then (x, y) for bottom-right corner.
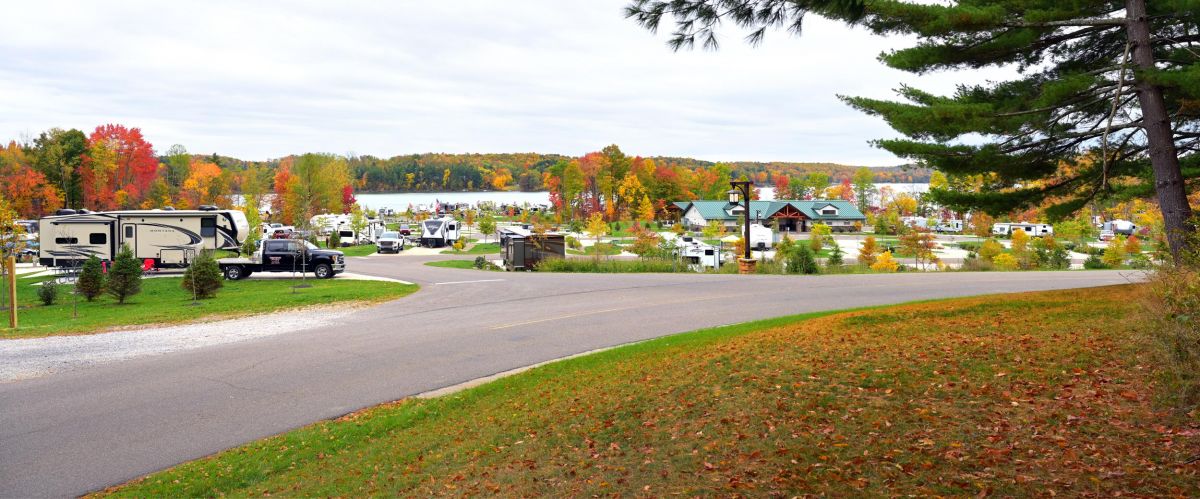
(728, 180), (754, 273)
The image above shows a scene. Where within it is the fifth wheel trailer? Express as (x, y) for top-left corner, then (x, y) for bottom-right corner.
(38, 208), (250, 268)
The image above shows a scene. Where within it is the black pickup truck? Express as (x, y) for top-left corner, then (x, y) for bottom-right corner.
(218, 239), (345, 280)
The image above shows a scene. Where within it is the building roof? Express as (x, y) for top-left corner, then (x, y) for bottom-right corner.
(683, 199), (866, 221)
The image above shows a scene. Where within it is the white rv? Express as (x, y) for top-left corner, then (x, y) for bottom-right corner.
(334, 218), (386, 246)
(419, 216), (460, 247)
(934, 220), (964, 233)
(992, 222), (1053, 237)
(675, 235), (723, 269)
(38, 207), (250, 268)
(310, 214), (350, 235)
(749, 223), (774, 250)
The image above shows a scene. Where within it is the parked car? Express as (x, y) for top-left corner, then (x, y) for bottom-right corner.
(398, 224), (412, 236)
(376, 231), (406, 253)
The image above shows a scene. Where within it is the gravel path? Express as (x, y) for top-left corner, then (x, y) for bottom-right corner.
(0, 305), (362, 382)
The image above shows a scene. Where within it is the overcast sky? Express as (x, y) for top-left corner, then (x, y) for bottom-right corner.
(0, 1), (1012, 166)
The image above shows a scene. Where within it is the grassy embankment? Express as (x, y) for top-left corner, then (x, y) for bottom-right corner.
(2, 275), (417, 339)
(101, 285), (1195, 497)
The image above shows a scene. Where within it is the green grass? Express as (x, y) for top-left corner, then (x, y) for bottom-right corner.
(440, 242), (500, 255)
(102, 285), (1193, 497)
(2, 275), (417, 339)
(338, 245), (378, 257)
(424, 260), (478, 269)
(566, 242), (623, 256)
(537, 257), (687, 273)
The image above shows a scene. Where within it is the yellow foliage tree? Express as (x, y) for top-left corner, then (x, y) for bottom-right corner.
(871, 250), (899, 272)
(857, 236), (879, 266)
(993, 253), (1019, 270)
(585, 212), (608, 244)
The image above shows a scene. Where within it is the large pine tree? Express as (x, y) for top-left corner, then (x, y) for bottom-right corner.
(627, 0), (1198, 260)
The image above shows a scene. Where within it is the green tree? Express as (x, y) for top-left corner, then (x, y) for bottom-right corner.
(786, 244), (819, 274)
(284, 153), (351, 227)
(182, 251), (223, 299)
(477, 216), (497, 243)
(851, 166), (874, 211)
(106, 245), (142, 304)
(827, 242), (845, 267)
(76, 255), (105, 302)
(30, 128), (87, 208)
(350, 206), (367, 244)
(626, 0), (1197, 261)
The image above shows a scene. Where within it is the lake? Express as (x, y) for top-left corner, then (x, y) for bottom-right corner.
(355, 183), (930, 210)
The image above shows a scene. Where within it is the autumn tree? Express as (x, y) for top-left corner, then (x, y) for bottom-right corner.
(626, 0), (1199, 261)
(857, 235), (879, 266)
(586, 212), (609, 244)
(80, 124), (158, 210)
(281, 154), (350, 226)
(0, 142), (62, 217)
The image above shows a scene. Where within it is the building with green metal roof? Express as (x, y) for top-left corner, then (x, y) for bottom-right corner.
(677, 199), (866, 233)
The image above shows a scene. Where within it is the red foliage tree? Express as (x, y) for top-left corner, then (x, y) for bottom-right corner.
(80, 124), (158, 210)
(341, 185), (356, 213)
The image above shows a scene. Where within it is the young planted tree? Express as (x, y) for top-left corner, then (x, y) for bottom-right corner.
(627, 0), (1199, 262)
(857, 235), (880, 266)
(106, 245), (142, 304)
(586, 212), (609, 245)
(76, 255), (105, 302)
(478, 216), (497, 243)
(810, 223), (832, 252)
(182, 251), (223, 299)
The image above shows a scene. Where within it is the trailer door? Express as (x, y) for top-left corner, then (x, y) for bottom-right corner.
(122, 223), (136, 256)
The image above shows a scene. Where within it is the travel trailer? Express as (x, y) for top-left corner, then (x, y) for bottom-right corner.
(38, 208), (249, 268)
(419, 216), (461, 247)
(335, 218), (386, 245)
(1102, 219), (1138, 236)
(934, 220), (964, 233)
(992, 222), (1053, 237)
(310, 214), (350, 235)
(749, 223), (773, 250)
(675, 235), (723, 269)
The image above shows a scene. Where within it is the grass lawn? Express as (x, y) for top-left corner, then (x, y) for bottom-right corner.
(3, 276), (417, 339)
(440, 242), (500, 255)
(566, 242), (623, 256)
(99, 285), (1197, 497)
(338, 245), (378, 257)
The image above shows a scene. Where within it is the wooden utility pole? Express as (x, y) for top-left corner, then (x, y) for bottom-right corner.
(6, 256), (16, 329)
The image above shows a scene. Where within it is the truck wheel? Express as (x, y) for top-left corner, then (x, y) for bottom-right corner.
(224, 265), (245, 280)
(314, 263), (333, 279)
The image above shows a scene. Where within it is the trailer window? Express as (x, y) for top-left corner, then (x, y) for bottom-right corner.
(89, 233), (107, 244)
(201, 217), (216, 237)
(125, 226), (134, 238)
(56, 237), (78, 244)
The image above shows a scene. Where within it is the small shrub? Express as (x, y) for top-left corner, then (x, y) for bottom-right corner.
(871, 251), (899, 272)
(1103, 236), (1127, 267)
(826, 243), (844, 266)
(1083, 253), (1108, 269)
(37, 280), (59, 305)
(76, 255), (105, 302)
(565, 235), (582, 250)
(1145, 263), (1200, 411)
(959, 256), (994, 272)
(328, 231), (341, 248)
(536, 258), (680, 273)
(786, 245), (820, 275)
(978, 239), (1004, 262)
(992, 253), (1019, 270)
(182, 251), (224, 299)
(106, 245), (143, 304)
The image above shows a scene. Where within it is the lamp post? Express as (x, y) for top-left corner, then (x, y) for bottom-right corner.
(727, 181), (755, 274)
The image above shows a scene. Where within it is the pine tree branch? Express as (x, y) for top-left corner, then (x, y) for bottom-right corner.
(1006, 18), (1128, 28)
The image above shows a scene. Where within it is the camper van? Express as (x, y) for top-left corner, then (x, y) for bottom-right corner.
(38, 208), (249, 268)
(992, 222), (1053, 237)
(419, 216), (460, 247)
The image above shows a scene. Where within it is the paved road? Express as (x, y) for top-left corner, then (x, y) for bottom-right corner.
(0, 254), (1140, 497)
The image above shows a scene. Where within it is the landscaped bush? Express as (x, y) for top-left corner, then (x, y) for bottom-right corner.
(956, 241), (982, 253)
(564, 235), (582, 250)
(978, 239), (1004, 262)
(785, 245), (819, 274)
(107, 245), (143, 304)
(328, 231), (341, 248)
(472, 256), (501, 271)
(870, 251), (899, 272)
(37, 280), (58, 305)
(182, 251), (224, 299)
(992, 253), (1019, 270)
(76, 255), (105, 302)
(1083, 253), (1108, 269)
(959, 256), (994, 271)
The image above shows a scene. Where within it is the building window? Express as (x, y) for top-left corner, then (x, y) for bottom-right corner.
(89, 233), (107, 244)
(55, 237), (78, 244)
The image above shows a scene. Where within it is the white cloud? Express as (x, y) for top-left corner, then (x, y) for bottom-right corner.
(0, 0), (1016, 165)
